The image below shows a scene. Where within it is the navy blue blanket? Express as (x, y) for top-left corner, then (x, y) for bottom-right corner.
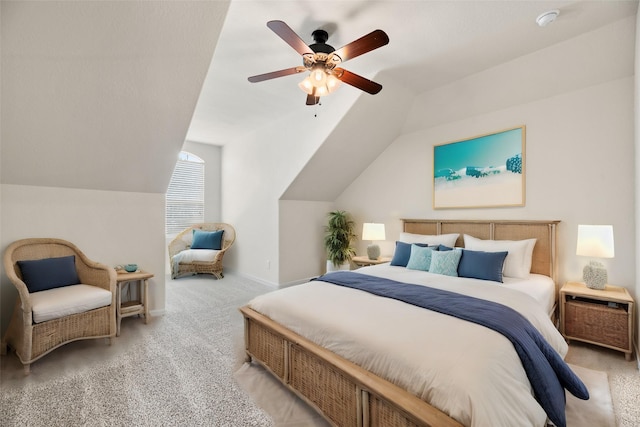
(314, 271), (588, 427)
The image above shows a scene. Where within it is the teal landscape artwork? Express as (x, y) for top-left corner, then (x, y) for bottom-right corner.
(433, 126), (525, 209)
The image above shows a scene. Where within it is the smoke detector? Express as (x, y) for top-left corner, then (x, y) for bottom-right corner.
(536, 10), (560, 27)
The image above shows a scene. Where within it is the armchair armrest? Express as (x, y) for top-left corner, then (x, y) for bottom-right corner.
(2, 263), (34, 314)
(75, 260), (116, 294)
(168, 238), (189, 259)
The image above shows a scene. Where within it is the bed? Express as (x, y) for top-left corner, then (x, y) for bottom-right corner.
(240, 219), (583, 427)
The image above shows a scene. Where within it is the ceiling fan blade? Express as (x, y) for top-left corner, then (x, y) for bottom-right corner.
(267, 20), (314, 56)
(334, 68), (382, 95)
(248, 67), (306, 83)
(306, 94), (320, 105)
(332, 29), (389, 63)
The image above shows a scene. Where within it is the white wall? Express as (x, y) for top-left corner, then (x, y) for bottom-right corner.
(1, 1), (226, 195)
(279, 200), (334, 285)
(339, 77), (634, 291)
(335, 18), (636, 297)
(1, 185), (166, 333)
(222, 90), (364, 285)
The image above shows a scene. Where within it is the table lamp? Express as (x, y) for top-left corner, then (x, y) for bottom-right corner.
(362, 223), (385, 260)
(576, 224), (614, 290)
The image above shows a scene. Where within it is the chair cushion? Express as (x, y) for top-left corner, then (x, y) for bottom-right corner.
(30, 284), (112, 324)
(17, 255), (80, 293)
(174, 249), (220, 263)
(191, 229), (224, 250)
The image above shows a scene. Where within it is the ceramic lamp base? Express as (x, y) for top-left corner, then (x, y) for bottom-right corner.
(583, 261), (607, 290)
(367, 244), (380, 260)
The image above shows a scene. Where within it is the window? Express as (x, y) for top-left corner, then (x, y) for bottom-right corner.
(166, 151), (204, 234)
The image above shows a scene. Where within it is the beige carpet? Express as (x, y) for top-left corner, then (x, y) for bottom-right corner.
(1, 274), (275, 427)
(235, 360), (615, 427)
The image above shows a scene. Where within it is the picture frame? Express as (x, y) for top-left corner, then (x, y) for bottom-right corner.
(433, 126), (525, 209)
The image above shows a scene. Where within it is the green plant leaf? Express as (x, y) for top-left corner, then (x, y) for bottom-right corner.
(324, 210), (357, 266)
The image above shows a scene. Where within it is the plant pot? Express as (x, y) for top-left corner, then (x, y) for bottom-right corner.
(326, 260), (350, 273)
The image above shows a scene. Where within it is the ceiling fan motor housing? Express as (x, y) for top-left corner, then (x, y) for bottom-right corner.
(309, 29), (335, 54)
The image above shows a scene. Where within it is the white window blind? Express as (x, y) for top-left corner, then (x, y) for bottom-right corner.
(166, 152), (204, 235)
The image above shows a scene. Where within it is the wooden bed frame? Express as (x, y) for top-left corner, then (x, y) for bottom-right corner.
(240, 219), (560, 427)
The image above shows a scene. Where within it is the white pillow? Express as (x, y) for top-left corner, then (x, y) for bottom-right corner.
(463, 234), (536, 279)
(399, 232), (459, 248)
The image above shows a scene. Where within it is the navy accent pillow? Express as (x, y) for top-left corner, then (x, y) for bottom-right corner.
(17, 255), (80, 293)
(390, 241), (431, 267)
(191, 229), (224, 250)
(458, 249), (508, 282)
(438, 244), (453, 251)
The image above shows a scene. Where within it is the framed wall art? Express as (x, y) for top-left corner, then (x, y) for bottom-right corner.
(433, 126), (525, 209)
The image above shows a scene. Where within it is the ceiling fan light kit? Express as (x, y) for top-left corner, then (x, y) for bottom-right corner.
(248, 20), (389, 105)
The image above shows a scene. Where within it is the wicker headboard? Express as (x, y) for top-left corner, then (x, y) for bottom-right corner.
(401, 219), (560, 284)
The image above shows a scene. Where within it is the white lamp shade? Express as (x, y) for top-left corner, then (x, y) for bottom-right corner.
(362, 223), (386, 241)
(576, 225), (615, 258)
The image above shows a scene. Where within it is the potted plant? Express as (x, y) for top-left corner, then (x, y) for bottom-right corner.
(324, 210), (357, 272)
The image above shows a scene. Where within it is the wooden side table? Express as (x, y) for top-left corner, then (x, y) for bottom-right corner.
(351, 256), (392, 268)
(115, 270), (154, 336)
(560, 281), (634, 361)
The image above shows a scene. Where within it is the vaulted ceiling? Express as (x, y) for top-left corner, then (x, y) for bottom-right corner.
(2, 1), (637, 195)
(1, 1), (228, 193)
(187, 1), (638, 146)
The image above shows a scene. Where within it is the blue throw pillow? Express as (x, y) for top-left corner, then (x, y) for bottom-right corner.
(17, 255), (80, 293)
(458, 249), (508, 282)
(438, 244), (453, 251)
(429, 249), (462, 277)
(406, 245), (438, 271)
(390, 241), (431, 267)
(191, 229), (224, 250)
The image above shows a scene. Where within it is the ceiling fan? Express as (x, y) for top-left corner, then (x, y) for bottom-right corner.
(248, 20), (389, 105)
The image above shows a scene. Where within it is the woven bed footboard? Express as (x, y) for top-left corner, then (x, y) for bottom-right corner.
(240, 306), (462, 427)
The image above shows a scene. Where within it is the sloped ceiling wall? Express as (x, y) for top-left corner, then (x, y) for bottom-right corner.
(281, 71), (413, 202)
(1, 1), (230, 193)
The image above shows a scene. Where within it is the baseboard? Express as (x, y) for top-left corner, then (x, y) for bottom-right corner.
(226, 269), (279, 289)
(149, 308), (166, 317)
(225, 269), (316, 290)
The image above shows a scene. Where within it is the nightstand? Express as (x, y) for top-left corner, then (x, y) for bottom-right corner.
(115, 270), (154, 337)
(351, 256), (391, 268)
(560, 281), (634, 361)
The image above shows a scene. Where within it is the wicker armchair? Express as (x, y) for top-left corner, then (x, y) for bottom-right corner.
(1, 238), (116, 374)
(168, 223), (236, 279)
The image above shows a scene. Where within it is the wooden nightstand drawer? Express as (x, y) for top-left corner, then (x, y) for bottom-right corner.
(564, 300), (629, 350)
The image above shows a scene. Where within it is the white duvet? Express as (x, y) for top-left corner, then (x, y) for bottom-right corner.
(248, 264), (568, 427)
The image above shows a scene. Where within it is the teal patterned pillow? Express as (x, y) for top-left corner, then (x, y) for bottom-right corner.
(429, 249), (462, 276)
(406, 245), (437, 271)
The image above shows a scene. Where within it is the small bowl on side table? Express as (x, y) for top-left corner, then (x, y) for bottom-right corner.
(124, 264), (138, 273)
